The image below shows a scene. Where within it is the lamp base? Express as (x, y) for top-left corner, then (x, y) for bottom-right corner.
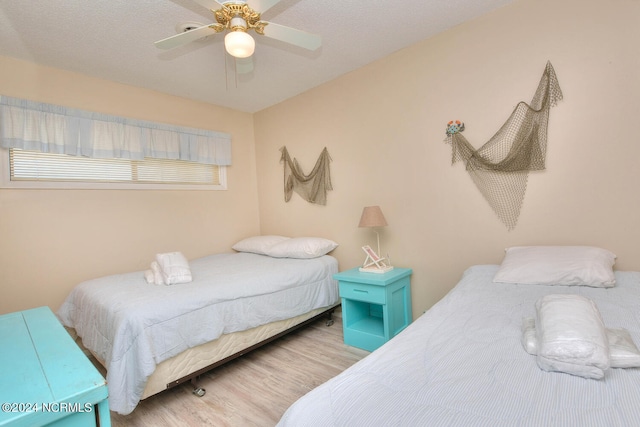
(359, 266), (394, 274)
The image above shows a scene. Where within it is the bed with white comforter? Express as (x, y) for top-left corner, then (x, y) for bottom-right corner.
(58, 251), (339, 415)
(278, 263), (640, 426)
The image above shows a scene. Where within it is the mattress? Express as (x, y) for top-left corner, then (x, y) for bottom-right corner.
(278, 265), (640, 426)
(57, 252), (339, 415)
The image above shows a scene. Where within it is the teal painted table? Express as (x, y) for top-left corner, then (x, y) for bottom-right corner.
(0, 306), (110, 427)
(335, 267), (413, 352)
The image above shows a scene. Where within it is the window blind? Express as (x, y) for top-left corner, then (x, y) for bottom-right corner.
(9, 149), (221, 185)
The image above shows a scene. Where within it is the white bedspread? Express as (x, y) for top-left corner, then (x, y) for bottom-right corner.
(278, 265), (640, 426)
(57, 252), (338, 415)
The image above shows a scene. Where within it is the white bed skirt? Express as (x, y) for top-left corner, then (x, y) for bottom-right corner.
(140, 304), (336, 399)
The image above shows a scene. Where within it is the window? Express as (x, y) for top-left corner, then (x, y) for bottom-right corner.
(0, 95), (231, 190)
(1, 148), (226, 190)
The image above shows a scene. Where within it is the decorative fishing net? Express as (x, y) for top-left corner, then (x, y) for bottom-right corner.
(445, 61), (563, 230)
(280, 146), (333, 205)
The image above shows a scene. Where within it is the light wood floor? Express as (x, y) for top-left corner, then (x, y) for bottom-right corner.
(105, 308), (369, 427)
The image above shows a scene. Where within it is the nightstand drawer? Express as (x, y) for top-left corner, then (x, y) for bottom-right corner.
(339, 282), (385, 304)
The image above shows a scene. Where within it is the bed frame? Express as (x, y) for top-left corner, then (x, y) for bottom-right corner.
(82, 304), (337, 400)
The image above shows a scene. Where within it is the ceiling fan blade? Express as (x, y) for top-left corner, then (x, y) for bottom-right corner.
(189, 0), (226, 11)
(155, 24), (220, 50)
(252, 0), (283, 14)
(261, 22), (321, 51)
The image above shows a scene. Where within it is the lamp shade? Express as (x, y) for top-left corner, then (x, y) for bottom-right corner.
(358, 206), (388, 228)
(225, 31), (255, 58)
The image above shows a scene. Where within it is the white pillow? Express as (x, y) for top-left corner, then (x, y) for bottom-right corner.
(232, 235), (290, 255)
(493, 246), (616, 287)
(265, 237), (338, 259)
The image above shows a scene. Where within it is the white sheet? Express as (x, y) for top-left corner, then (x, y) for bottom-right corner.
(278, 265), (640, 426)
(522, 318), (640, 369)
(535, 294), (610, 379)
(57, 252), (338, 415)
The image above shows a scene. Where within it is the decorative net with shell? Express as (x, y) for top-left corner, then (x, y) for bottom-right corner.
(445, 62), (563, 229)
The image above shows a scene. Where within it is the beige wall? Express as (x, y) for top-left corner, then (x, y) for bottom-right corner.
(2, 0), (639, 318)
(254, 0), (640, 317)
(0, 56), (260, 314)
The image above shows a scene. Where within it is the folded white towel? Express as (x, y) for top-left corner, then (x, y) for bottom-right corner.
(151, 261), (165, 285)
(535, 294), (610, 379)
(144, 269), (154, 284)
(155, 252), (192, 285)
(523, 317), (640, 368)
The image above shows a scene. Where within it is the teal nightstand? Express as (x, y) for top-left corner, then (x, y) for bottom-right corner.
(0, 306), (110, 427)
(335, 267), (412, 352)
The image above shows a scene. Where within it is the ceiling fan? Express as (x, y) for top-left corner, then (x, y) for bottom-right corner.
(154, 0), (322, 59)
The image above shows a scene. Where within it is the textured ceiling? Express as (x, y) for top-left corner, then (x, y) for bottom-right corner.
(0, 0), (515, 113)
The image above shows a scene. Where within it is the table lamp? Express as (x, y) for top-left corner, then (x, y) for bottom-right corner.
(358, 206), (393, 273)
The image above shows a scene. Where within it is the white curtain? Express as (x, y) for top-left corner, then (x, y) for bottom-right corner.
(0, 95), (231, 165)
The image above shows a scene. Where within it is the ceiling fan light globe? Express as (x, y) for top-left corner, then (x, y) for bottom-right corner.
(225, 31), (255, 58)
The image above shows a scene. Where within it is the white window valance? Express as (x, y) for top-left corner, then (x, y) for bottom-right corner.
(0, 95), (231, 165)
